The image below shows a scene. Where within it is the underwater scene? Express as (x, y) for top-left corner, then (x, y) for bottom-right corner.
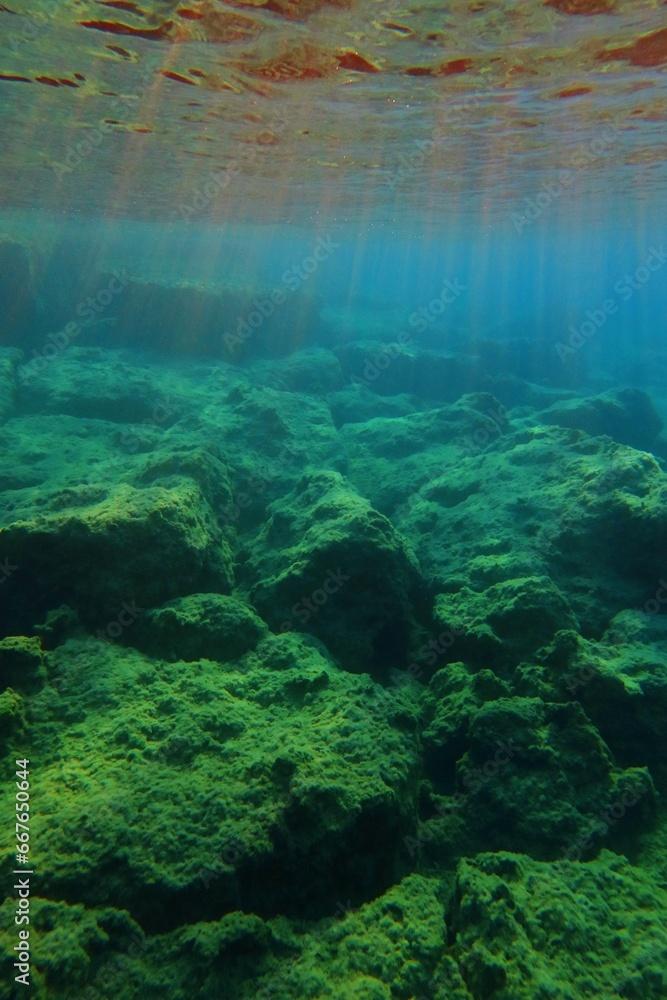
(2, 1), (667, 998)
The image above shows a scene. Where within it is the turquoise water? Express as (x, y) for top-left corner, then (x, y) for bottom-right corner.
(2, 3), (667, 998)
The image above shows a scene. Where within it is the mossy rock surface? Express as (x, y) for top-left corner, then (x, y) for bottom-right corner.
(0, 413), (236, 632)
(540, 387), (663, 450)
(0, 634), (422, 931)
(451, 851), (667, 999)
(395, 426), (667, 639)
(247, 470), (429, 676)
(0, 636), (44, 692)
(131, 594), (268, 662)
(554, 609), (667, 773)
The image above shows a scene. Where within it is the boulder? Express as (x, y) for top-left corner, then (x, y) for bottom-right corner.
(458, 697), (654, 858)
(0, 410), (236, 634)
(554, 609), (667, 770)
(540, 387), (662, 450)
(397, 425), (667, 637)
(0, 635), (45, 692)
(433, 575), (579, 669)
(131, 594), (268, 662)
(451, 851), (667, 999)
(11, 633), (422, 929)
(246, 470), (428, 675)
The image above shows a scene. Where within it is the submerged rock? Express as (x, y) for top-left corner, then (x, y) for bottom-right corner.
(1, 338), (667, 998)
(0, 410), (237, 634)
(1, 480), (233, 632)
(397, 425), (667, 639)
(15, 634), (422, 931)
(93, 277), (326, 361)
(451, 851), (667, 999)
(0, 635), (45, 692)
(434, 575), (579, 669)
(246, 470), (429, 675)
(459, 697), (654, 858)
(335, 341), (480, 400)
(540, 387), (663, 449)
(554, 609), (667, 772)
(131, 594), (268, 662)
(17, 347), (185, 425)
(341, 392), (508, 514)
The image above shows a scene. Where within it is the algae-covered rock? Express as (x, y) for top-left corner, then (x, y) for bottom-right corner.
(132, 594), (268, 662)
(540, 387), (663, 450)
(555, 608), (667, 772)
(249, 348), (345, 395)
(0, 896), (142, 1000)
(1, 480), (233, 629)
(0, 877), (460, 1000)
(335, 341), (479, 401)
(458, 697), (654, 858)
(2, 634), (421, 930)
(95, 277), (325, 360)
(397, 425), (667, 638)
(197, 379), (344, 527)
(244, 874), (452, 1000)
(246, 470), (428, 674)
(0, 688), (26, 750)
(340, 393), (508, 514)
(33, 605), (81, 650)
(433, 575), (579, 669)
(0, 636), (45, 692)
(328, 382), (422, 428)
(0, 414), (236, 633)
(17, 347), (185, 425)
(450, 851), (667, 999)
(422, 663), (512, 788)
(1, 334), (667, 1000)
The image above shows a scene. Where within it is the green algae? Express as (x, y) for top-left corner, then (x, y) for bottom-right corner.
(1, 335), (667, 998)
(131, 594), (268, 662)
(0, 634), (422, 931)
(451, 851), (667, 999)
(246, 470), (427, 674)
